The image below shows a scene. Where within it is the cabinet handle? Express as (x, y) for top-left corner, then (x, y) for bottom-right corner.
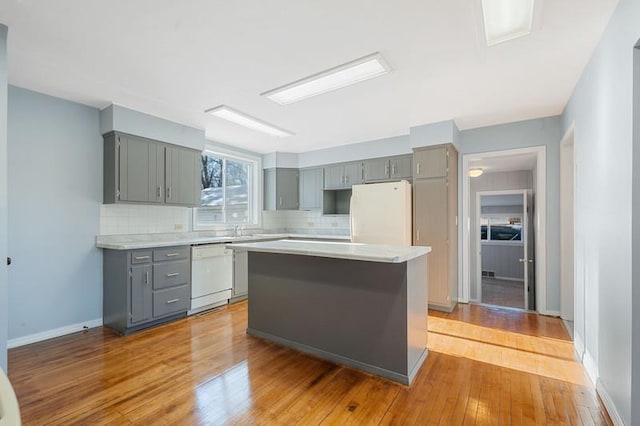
(392, 164), (397, 175)
(385, 164), (389, 176)
(417, 229), (420, 241)
(166, 272), (179, 277)
(157, 186), (162, 199)
(166, 253), (180, 257)
(166, 298), (179, 304)
(145, 271), (149, 285)
(417, 163), (421, 175)
(167, 186), (172, 199)
(135, 255), (150, 260)
(279, 196), (283, 207)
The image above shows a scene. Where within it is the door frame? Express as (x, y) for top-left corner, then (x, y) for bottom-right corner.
(475, 189), (529, 309)
(461, 145), (548, 314)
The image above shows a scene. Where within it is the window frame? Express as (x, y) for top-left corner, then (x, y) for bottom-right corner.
(480, 213), (524, 246)
(192, 145), (262, 231)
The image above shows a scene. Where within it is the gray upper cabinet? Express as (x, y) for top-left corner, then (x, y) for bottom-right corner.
(299, 168), (323, 210)
(104, 131), (201, 207)
(363, 158), (389, 182)
(264, 168), (299, 210)
(324, 162), (362, 189)
(414, 146), (448, 179)
(362, 155), (412, 183)
(390, 155), (413, 180)
(165, 146), (200, 206)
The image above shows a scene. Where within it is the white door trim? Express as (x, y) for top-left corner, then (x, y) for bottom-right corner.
(461, 145), (547, 313)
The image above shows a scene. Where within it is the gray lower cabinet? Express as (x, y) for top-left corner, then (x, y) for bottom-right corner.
(103, 245), (191, 334)
(299, 168), (323, 210)
(264, 168), (299, 210)
(104, 131), (201, 207)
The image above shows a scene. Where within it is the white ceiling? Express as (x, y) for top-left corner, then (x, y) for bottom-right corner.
(469, 152), (538, 173)
(0, 0), (618, 154)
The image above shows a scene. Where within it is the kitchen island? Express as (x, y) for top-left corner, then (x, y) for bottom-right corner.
(229, 239), (430, 385)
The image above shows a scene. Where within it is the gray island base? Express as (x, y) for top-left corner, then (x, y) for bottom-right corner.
(230, 240), (430, 385)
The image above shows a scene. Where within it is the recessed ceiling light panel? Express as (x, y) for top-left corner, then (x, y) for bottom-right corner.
(261, 52), (391, 105)
(469, 168), (484, 178)
(481, 0), (534, 46)
(206, 105), (294, 137)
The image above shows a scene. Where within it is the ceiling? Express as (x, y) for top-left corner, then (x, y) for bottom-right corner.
(469, 152), (538, 173)
(0, 0), (618, 154)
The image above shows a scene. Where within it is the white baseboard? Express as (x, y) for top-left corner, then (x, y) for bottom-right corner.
(8, 318), (103, 349)
(493, 276), (524, 282)
(574, 332), (585, 361)
(596, 380), (624, 426)
(539, 310), (561, 317)
(583, 349), (598, 386)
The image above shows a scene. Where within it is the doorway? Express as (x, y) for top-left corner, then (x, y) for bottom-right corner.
(477, 190), (534, 310)
(462, 146), (546, 313)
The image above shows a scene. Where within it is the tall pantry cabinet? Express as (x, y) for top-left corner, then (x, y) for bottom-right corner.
(413, 144), (458, 312)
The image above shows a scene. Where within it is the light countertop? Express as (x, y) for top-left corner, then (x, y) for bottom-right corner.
(96, 232), (350, 250)
(229, 239), (431, 263)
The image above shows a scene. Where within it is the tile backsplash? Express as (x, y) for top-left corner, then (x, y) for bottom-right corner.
(100, 205), (350, 236)
(100, 204), (191, 235)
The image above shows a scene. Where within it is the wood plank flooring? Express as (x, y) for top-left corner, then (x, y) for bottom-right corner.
(8, 302), (611, 425)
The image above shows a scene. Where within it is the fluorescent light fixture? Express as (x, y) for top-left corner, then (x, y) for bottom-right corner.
(206, 105), (294, 137)
(481, 0), (534, 46)
(469, 168), (484, 178)
(261, 52), (391, 105)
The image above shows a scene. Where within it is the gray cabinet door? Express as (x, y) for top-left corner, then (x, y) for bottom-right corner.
(344, 162), (363, 186)
(414, 147), (448, 179)
(263, 168), (276, 210)
(130, 264), (153, 324)
(233, 250), (248, 297)
(299, 168), (323, 210)
(324, 165), (344, 189)
(166, 146), (200, 206)
(363, 158), (389, 182)
(390, 156), (413, 180)
(119, 135), (164, 203)
(276, 168), (299, 210)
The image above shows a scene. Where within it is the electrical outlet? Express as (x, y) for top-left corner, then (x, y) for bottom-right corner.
(174, 224), (183, 231)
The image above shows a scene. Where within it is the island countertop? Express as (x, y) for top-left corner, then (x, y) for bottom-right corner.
(229, 239), (431, 263)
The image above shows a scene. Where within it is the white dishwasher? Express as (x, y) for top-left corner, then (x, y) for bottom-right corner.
(189, 244), (233, 315)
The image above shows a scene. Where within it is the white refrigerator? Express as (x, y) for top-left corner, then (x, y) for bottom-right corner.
(350, 180), (412, 246)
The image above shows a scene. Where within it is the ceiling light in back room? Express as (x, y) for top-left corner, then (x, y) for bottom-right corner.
(481, 0), (534, 46)
(469, 168), (484, 178)
(261, 52), (391, 105)
(205, 105), (294, 137)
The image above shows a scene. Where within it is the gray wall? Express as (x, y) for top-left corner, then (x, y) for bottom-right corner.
(460, 116), (561, 311)
(481, 244), (524, 281)
(8, 86), (103, 341)
(469, 171), (533, 301)
(562, 0), (640, 422)
(100, 104), (205, 151)
(297, 134), (411, 168)
(0, 24), (8, 372)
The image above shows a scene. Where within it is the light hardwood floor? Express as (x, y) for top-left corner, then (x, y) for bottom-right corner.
(9, 302), (611, 425)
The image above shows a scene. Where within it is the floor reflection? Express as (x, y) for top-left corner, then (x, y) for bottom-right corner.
(428, 315), (588, 386)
